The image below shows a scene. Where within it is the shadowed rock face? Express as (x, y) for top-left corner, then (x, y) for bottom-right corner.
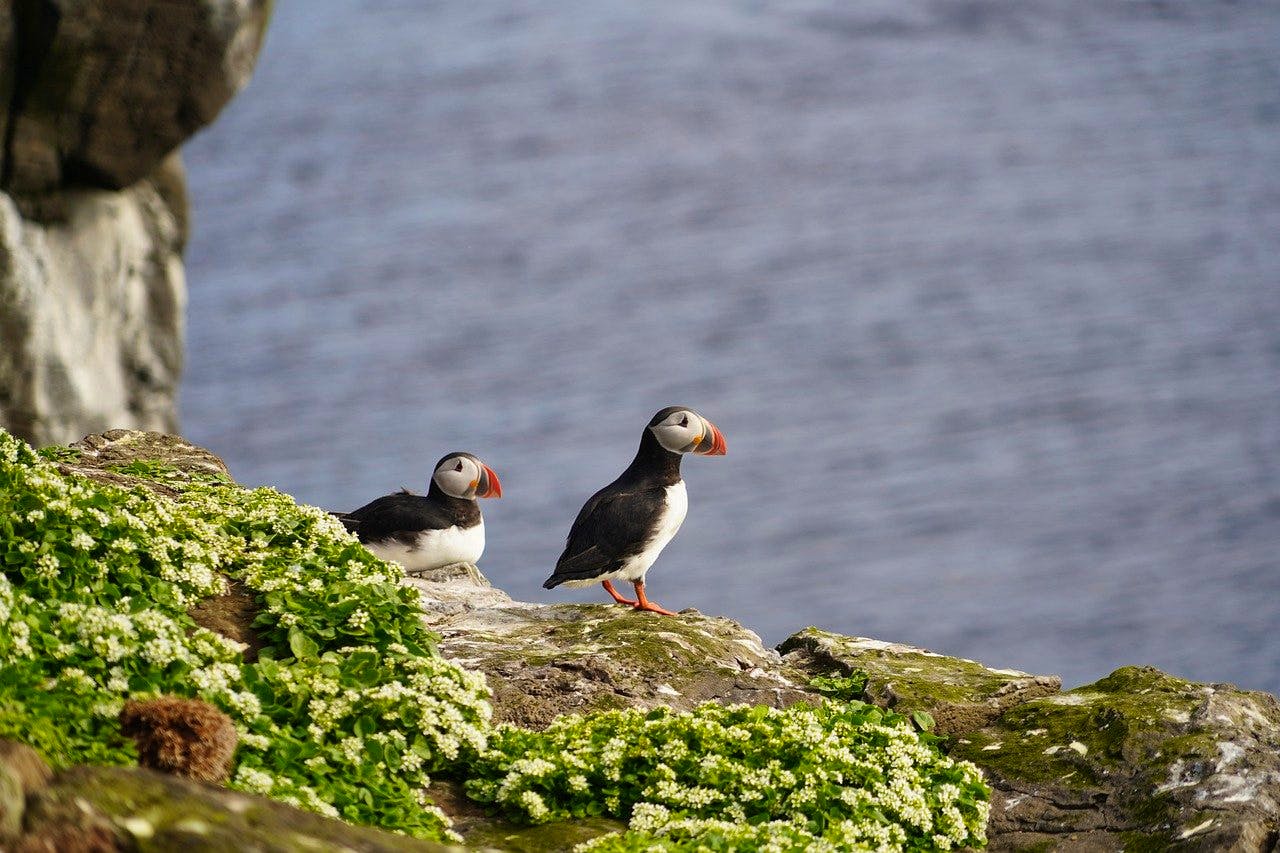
(1, 0), (271, 194)
(0, 1), (270, 447)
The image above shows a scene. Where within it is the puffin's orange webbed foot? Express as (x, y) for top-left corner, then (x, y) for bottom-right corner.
(632, 581), (678, 616)
(602, 580), (638, 607)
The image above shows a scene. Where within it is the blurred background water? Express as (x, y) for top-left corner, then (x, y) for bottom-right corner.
(181, 0), (1280, 694)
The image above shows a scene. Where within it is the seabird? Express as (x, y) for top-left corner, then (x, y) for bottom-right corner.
(543, 406), (726, 615)
(337, 452), (501, 574)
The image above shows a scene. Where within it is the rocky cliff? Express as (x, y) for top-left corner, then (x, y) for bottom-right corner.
(0, 0), (270, 446)
(1, 429), (1276, 851)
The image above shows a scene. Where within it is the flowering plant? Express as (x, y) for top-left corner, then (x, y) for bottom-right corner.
(467, 701), (989, 851)
(0, 429), (490, 839)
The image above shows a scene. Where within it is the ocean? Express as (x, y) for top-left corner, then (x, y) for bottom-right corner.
(181, 0), (1280, 694)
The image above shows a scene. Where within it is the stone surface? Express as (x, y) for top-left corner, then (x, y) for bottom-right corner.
(63, 428), (232, 484)
(951, 666), (1280, 852)
(780, 627), (1063, 735)
(0, 740), (51, 843)
(0, 175), (187, 448)
(0, 0), (271, 194)
(0, 0), (270, 447)
(406, 564), (816, 729)
(779, 629), (1280, 851)
(17, 765), (460, 852)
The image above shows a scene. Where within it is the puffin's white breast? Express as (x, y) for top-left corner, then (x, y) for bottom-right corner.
(617, 480), (687, 582)
(365, 521), (485, 574)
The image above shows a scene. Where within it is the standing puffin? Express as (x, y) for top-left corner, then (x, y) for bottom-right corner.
(337, 452), (502, 574)
(543, 406), (726, 615)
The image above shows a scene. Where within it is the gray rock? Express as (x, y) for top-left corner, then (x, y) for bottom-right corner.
(0, 0), (270, 446)
(780, 626), (1063, 735)
(0, 0), (271, 194)
(18, 765), (460, 852)
(0, 740), (51, 843)
(777, 628), (1280, 851)
(406, 565), (815, 729)
(0, 170), (186, 447)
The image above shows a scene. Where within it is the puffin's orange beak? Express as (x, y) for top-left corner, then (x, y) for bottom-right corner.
(696, 420), (727, 456)
(478, 464), (503, 498)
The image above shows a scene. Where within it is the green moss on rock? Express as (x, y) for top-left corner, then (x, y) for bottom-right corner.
(430, 601), (814, 729)
(951, 666), (1218, 787)
(779, 627), (1062, 735)
(24, 765), (458, 853)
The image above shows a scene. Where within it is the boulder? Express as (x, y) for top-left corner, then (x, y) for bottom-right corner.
(779, 628), (1280, 852)
(0, 740), (52, 843)
(406, 564), (816, 729)
(17, 765), (460, 852)
(779, 627), (1063, 735)
(0, 0), (270, 447)
(0, 171), (186, 448)
(0, 0), (271, 194)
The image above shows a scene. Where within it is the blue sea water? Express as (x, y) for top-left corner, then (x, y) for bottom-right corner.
(181, 0), (1280, 694)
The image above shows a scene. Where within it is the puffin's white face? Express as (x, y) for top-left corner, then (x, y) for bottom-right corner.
(432, 454), (503, 499)
(649, 409), (728, 456)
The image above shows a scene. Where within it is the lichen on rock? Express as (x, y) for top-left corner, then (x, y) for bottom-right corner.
(408, 566), (815, 729)
(954, 666), (1280, 851)
(780, 627), (1063, 735)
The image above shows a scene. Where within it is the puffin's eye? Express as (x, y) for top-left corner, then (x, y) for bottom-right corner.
(454, 461), (464, 472)
(679, 415), (689, 427)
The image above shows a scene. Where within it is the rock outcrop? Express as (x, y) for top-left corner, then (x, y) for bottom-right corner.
(0, 742), (459, 853)
(410, 564), (1280, 852)
(7, 430), (1280, 851)
(0, 1), (271, 447)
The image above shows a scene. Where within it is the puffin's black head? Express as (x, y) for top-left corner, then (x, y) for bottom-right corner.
(646, 406), (727, 456)
(431, 452), (503, 500)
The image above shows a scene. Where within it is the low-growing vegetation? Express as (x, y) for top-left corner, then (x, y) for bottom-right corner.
(466, 702), (988, 850)
(1, 428), (989, 849)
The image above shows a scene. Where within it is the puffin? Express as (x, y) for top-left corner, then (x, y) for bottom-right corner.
(543, 406), (726, 615)
(337, 452), (502, 574)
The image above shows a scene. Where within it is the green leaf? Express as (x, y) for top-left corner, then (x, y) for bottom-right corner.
(911, 710), (935, 732)
(287, 626), (319, 660)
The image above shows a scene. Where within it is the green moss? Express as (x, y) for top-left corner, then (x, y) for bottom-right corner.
(35, 766), (454, 853)
(1119, 830), (1177, 852)
(464, 818), (627, 852)
(951, 666), (1218, 797)
(782, 627), (1041, 710)
(36, 445), (81, 463)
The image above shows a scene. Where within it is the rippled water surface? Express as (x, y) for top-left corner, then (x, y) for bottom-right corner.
(182, 0), (1280, 693)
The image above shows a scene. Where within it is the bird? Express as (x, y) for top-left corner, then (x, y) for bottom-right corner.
(543, 406), (726, 615)
(336, 452), (502, 574)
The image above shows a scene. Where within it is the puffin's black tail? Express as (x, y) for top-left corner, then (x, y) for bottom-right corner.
(543, 551), (624, 588)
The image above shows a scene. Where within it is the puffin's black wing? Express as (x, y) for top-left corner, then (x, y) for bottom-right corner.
(543, 486), (668, 587)
(337, 493), (453, 545)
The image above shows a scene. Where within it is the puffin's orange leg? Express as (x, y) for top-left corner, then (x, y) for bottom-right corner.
(632, 581), (678, 616)
(602, 580), (638, 606)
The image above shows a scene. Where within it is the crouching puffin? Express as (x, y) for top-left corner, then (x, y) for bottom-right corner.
(337, 452), (502, 574)
(543, 406), (726, 615)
